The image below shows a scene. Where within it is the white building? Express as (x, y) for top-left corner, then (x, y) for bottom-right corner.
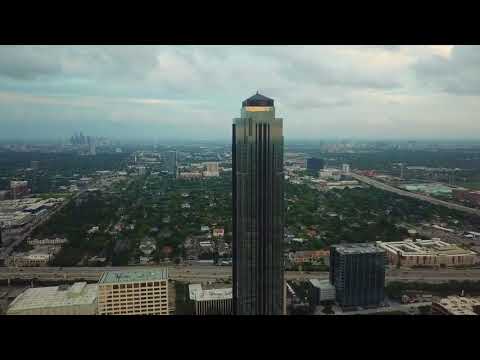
(342, 164), (350, 174)
(309, 279), (336, 303)
(432, 296), (480, 315)
(319, 168), (342, 181)
(87, 226), (99, 234)
(189, 284), (232, 315)
(7, 282), (98, 315)
(28, 238), (68, 246)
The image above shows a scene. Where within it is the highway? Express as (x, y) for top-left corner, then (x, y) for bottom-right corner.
(0, 177), (113, 261)
(0, 199), (73, 261)
(350, 172), (480, 216)
(2, 265), (480, 283)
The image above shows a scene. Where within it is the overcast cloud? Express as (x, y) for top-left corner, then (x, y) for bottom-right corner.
(0, 45), (478, 140)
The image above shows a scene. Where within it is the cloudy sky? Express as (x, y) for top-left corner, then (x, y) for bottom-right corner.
(0, 45), (479, 141)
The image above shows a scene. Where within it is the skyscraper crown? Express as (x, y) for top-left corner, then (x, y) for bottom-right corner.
(242, 92), (274, 107)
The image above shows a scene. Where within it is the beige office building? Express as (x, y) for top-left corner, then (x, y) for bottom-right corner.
(377, 239), (477, 267)
(432, 296), (480, 315)
(97, 269), (169, 315)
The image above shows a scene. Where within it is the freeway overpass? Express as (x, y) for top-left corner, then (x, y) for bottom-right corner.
(350, 172), (480, 216)
(2, 265), (480, 284)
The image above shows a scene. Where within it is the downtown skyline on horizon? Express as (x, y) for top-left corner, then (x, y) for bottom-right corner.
(1, 45), (480, 141)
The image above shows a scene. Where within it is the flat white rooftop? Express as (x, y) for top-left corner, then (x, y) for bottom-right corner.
(377, 239), (476, 256)
(309, 279), (335, 291)
(189, 284), (232, 302)
(7, 282), (97, 313)
(99, 269), (169, 284)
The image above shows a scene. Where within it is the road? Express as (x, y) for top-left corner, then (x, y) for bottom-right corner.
(0, 196), (74, 261)
(350, 172), (480, 216)
(334, 301), (432, 315)
(0, 178), (107, 260)
(1, 265), (480, 283)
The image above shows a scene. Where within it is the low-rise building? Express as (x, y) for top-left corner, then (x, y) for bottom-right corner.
(290, 250), (330, 265)
(309, 279), (336, 306)
(139, 240), (156, 256)
(377, 239), (477, 267)
(97, 270), (170, 315)
(87, 226), (99, 234)
(213, 228), (224, 238)
(0, 212), (35, 245)
(453, 188), (480, 206)
(6, 282), (98, 315)
(189, 284), (232, 315)
(432, 296), (480, 315)
(28, 237), (68, 246)
(6, 246), (60, 267)
(178, 172), (202, 180)
(319, 169), (342, 181)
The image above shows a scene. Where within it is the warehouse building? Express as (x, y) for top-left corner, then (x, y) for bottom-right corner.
(6, 282), (98, 315)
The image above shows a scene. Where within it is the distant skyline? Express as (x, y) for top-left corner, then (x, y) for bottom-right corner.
(1, 45), (480, 140)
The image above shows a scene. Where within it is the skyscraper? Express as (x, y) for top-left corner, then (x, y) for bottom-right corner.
(306, 157), (324, 176)
(232, 92), (284, 315)
(87, 136), (96, 156)
(165, 150), (177, 176)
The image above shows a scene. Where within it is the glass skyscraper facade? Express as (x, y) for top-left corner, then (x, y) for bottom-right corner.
(165, 150), (177, 176)
(306, 157), (324, 175)
(232, 93), (284, 315)
(330, 243), (386, 308)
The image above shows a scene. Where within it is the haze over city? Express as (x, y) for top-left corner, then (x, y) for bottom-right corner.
(1, 45), (480, 141)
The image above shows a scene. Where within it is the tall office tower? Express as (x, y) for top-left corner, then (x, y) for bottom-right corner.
(342, 163), (350, 175)
(87, 136), (96, 156)
(306, 157), (324, 176)
(165, 150), (177, 176)
(330, 243), (386, 308)
(232, 92), (284, 315)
